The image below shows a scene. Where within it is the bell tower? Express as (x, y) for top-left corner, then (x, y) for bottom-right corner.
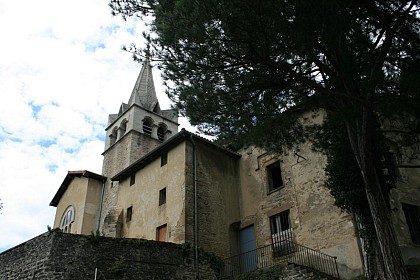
(100, 59), (178, 236)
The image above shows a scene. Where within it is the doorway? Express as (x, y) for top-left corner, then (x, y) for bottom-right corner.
(239, 225), (257, 272)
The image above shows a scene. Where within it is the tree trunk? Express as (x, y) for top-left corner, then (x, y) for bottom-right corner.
(363, 171), (407, 279)
(364, 238), (385, 280)
(365, 238), (376, 279)
(373, 239), (386, 280)
(346, 107), (408, 280)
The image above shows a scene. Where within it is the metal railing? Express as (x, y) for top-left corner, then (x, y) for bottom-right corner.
(220, 240), (340, 279)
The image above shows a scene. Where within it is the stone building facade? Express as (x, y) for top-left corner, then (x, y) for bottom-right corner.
(42, 61), (420, 279)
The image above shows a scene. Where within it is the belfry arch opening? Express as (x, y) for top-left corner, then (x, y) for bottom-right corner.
(109, 127), (118, 146)
(157, 123), (167, 141)
(143, 117), (153, 136)
(119, 119), (127, 139)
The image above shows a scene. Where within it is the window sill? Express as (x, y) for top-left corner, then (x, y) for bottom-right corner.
(267, 186), (284, 195)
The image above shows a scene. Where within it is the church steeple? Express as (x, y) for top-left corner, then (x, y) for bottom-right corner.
(127, 58), (160, 112)
(101, 59), (179, 237)
(104, 59), (178, 153)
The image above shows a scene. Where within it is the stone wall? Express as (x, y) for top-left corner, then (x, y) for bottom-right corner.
(194, 141), (241, 259)
(0, 231), (219, 280)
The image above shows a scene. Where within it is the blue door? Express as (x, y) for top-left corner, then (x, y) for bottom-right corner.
(239, 225), (257, 272)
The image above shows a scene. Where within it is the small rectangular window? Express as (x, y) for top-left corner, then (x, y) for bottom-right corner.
(159, 187), (167, 206)
(270, 210), (291, 234)
(130, 174), (135, 186)
(270, 210), (294, 257)
(126, 206), (133, 222)
(161, 152), (168, 166)
(267, 161), (284, 192)
(157, 224), (167, 241)
(402, 203), (420, 245)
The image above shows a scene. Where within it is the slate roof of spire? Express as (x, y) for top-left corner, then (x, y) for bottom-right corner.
(127, 58), (159, 111)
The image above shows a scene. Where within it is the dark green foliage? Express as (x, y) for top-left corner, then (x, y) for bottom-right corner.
(88, 229), (102, 244)
(47, 226), (62, 236)
(312, 114), (401, 277)
(108, 256), (125, 275)
(110, 0), (419, 151)
(406, 265), (420, 274)
(312, 115), (395, 242)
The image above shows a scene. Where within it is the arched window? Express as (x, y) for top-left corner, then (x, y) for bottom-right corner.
(143, 117), (153, 136)
(60, 206), (75, 233)
(157, 123), (167, 141)
(109, 127), (118, 146)
(118, 119), (127, 139)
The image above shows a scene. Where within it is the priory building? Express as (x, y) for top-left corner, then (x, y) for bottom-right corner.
(48, 60), (420, 279)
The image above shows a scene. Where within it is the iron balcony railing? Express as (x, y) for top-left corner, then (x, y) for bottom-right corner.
(220, 240), (340, 279)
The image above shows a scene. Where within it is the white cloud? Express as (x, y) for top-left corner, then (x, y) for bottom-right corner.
(0, 0), (197, 252)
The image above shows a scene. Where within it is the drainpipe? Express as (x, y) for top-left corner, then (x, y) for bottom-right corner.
(97, 178), (106, 232)
(190, 134), (199, 280)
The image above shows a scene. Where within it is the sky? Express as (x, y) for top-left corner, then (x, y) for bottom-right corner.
(0, 0), (195, 252)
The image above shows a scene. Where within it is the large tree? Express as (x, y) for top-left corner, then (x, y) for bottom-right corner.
(111, 0), (420, 279)
(313, 115), (395, 279)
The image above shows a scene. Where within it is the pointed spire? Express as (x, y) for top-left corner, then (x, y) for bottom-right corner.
(128, 58), (159, 111)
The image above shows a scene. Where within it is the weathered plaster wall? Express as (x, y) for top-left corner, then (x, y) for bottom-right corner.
(0, 231), (219, 280)
(117, 142), (187, 243)
(53, 177), (102, 235)
(184, 142), (195, 247)
(101, 131), (162, 237)
(191, 141), (241, 259)
(81, 178), (103, 234)
(237, 112), (363, 279)
(53, 177), (87, 233)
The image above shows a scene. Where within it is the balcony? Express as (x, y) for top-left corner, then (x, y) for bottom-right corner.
(220, 240), (340, 279)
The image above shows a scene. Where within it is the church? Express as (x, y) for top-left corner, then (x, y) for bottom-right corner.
(48, 60), (420, 279)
